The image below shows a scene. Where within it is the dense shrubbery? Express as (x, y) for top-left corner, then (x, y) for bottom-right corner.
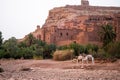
(85, 44), (99, 53)
(0, 50), (5, 58)
(56, 42), (120, 61)
(91, 49), (109, 59)
(53, 50), (74, 61)
(0, 30), (120, 60)
(0, 33), (56, 59)
(90, 42), (120, 60)
(104, 42), (120, 58)
(57, 43), (99, 57)
(69, 43), (84, 56)
(57, 45), (69, 50)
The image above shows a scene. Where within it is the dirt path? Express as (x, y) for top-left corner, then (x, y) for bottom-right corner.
(0, 59), (120, 80)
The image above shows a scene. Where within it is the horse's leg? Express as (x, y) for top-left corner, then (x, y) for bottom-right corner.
(86, 59), (88, 64)
(92, 57), (94, 65)
(76, 59), (78, 64)
(81, 59), (84, 68)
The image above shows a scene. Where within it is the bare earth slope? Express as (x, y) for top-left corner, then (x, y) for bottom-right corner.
(0, 59), (120, 80)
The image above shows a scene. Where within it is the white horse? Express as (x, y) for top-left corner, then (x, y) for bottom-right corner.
(77, 54), (83, 63)
(82, 55), (94, 65)
(77, 54), (94, 65)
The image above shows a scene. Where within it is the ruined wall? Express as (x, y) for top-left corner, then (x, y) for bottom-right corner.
(32, 25), (42, 40)
(31, 12), (120, 46)
(81, 0), (89, 6)
(114, 13), (120, 41)
(23, 1), (120, 46)
(42, 26), (84, 45)
(85, 15), (115, 42)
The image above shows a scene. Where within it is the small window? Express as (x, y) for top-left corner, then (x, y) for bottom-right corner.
(37, 34), (41, 40)
(54, 37), (56, 41)
(60, 33), (62, 36)
(73, 41), (76, 43)
(66, 32), (68, 36)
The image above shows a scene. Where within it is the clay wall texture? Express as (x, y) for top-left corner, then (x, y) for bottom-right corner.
(28, 0), (120, 46)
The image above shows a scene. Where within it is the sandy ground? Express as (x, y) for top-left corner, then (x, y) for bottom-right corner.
(0, 59), (120, 80)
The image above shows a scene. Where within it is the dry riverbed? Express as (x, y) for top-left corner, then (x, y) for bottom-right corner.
(0, 59), (120, 80)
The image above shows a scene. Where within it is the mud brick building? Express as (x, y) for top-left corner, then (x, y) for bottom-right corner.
(24, 0), (120, 46)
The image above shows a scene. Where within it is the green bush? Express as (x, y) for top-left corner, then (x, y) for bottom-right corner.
(105, 42), (120, 59)
(53, 50), (74, 61)
(20, 47), (34, 59)
(13, 53), (23, 59)
(69, 43), (79, 56)
(0, 50), (5, 59)
(85, 44), (99, 54)
(92, 49), (109, 59)
(33, 55), (43, 60)
(69, 43), (83, 56)
(57, 45), (69, 50)
(2, 37), (20, 58)
(44, 44), (56, 58)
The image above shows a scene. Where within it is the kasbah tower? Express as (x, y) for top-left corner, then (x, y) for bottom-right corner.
(21, 0), (120, 46)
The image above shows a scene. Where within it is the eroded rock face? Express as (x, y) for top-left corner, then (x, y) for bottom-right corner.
(30, 0), (120, 46)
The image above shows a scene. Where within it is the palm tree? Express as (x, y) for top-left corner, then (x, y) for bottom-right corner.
(25, 33), (36, 46)
(99, 24), (116, 46)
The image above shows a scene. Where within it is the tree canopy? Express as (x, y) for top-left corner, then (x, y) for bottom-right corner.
(0, 31), (3, 49)
(99, 24), (116, 46)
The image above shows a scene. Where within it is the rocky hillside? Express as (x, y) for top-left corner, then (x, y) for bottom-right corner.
(43, 5), (120, 29)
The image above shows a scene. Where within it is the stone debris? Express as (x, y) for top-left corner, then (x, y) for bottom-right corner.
(0, 60), (120, 80)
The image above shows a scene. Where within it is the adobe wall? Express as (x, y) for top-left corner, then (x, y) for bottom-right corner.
(85, 15), (115, 42)
(66, 5), (120, 11)
(42, 26), (83, 45)
(30, 12), (120, 46)
(26, 1), (120, 46)
(114, 13), (120, 41)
